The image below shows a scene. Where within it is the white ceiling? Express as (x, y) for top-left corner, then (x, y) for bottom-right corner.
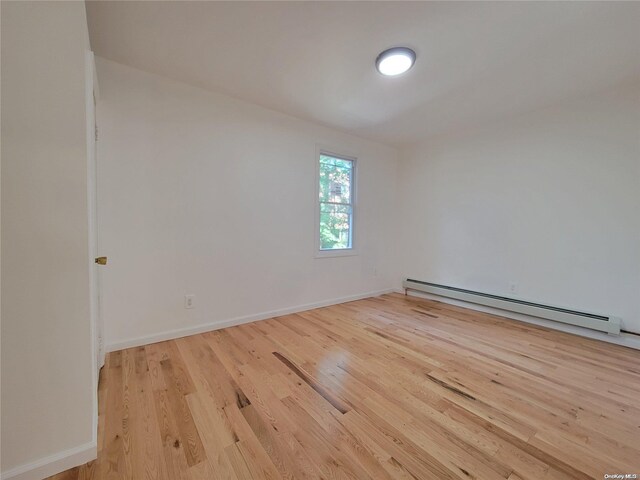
(86, 1), (640, 146)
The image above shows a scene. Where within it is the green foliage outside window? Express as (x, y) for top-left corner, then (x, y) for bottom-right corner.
(319, 154), (353, 250)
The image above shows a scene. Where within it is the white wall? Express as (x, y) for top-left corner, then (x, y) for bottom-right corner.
(95, 58), (399, 349)
(397, 83), (640, 333)
(1, 1), (96, 477)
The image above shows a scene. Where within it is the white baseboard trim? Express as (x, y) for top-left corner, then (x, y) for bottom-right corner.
(399, 289), (640, 351)
(107, 288), (395, 352)
(1, 441), (96, 480)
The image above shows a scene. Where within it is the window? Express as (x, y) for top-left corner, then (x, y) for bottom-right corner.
(317, 151), (355, 254)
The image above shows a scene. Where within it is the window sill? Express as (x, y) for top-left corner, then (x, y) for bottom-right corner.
(315, 249), (359, 259)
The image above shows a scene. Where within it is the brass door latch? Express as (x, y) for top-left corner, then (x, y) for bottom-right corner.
(95, 256), (108, 265)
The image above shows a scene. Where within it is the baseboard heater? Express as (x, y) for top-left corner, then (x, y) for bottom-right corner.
(403, 279), (621, 335)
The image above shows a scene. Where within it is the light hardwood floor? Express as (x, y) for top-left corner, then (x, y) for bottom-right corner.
(48, 293), (640, 480)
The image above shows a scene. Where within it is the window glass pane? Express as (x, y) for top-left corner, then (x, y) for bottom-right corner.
(319, 159), (352, 204)
(320, 203), (352, 215)
(318, 153), (354, 252)
(320, 154), (353, 170)
(319, 203), (352, 250)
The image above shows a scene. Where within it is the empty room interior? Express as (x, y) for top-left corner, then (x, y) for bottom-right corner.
(2, 1), (640, 479)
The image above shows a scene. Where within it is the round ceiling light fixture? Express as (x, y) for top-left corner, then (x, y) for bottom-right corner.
(376, 47), (416, 76)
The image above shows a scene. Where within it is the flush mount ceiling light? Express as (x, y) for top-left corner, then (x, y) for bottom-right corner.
(376, 47), (416, 76)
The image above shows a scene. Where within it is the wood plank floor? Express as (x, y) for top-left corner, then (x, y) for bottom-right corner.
(48, 293), (640, 480)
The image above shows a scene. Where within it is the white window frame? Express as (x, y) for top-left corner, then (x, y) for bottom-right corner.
(315, 146), (358, 258)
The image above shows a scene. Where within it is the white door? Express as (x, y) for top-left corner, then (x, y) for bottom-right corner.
(86, 51), (105, 373)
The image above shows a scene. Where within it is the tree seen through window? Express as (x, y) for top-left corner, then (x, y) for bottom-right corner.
(319, 154), (354, 250)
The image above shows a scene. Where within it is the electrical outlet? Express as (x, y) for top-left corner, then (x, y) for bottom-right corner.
(184, 294), (195, 309)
